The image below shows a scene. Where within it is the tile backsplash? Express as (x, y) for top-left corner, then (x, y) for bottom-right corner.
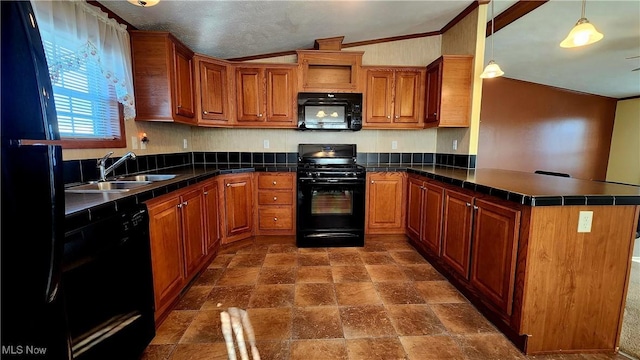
(63, 151), (476, 185)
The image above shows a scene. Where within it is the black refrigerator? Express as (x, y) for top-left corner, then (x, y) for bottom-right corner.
(1, 1), (72, 359)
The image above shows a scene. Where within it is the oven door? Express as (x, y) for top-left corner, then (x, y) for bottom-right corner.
(297, 176), (365, 247)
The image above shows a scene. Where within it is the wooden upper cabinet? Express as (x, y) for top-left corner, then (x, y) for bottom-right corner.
(364, 67), (425, 129)
(130, 31), (196, 124)
(441, 188), (474, 280)
(470, 198), (521, 317)
(366, 172), (406, 234)
(194, 55), (233, 126)
(425, 55), (473, 128)
(235, 65), (296, 127)
(297, 50), (364, 93)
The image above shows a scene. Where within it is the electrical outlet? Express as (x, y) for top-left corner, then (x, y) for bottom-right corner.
(391, 141), (398, 150)
(131, 136), (138, 150)
(263, 140), (270, 149)
(183, 138), (188, 149)
(578, 211), (593, 233)
(453, 139), (458, 151)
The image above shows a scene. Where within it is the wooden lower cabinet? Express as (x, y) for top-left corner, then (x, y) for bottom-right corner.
(255, 173), (295, 235)
(441, 188), (474, 280)
(220, 173), (254, 243)
(146, 196), (185, 322)
(146, 183), (209, 322)
(366, 172), (406, 234)
(203, 179), (221, 256)
(406, 175), (444, 254)
(470, 198), (520, 317)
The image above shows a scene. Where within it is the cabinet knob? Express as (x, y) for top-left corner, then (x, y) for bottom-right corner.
(272, 181), (277, 185)
(177, 105), (182, 108)
(473, 205), (479, 210)
(466, 202), (471, 207)
(177, 203), (182, 208)
(273, 217), (278, 221)
(395, 115), (399, 119)
(432, 113), (437, 117)
(203, 111), (208, 115)
(387, 115), (391, 119)
(183, 201), (188, 206)
(226, 183), (231, 187)
(259, 113), (263, 117)
(203, 191), (208, 195)
(371, 180), (374, 184)
(273, 196), (277, 201)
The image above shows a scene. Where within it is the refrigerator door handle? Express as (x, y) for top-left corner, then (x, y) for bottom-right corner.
(45, 145), (64, 303)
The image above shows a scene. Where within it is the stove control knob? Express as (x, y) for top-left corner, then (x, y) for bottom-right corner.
(306, 172), (313, 177)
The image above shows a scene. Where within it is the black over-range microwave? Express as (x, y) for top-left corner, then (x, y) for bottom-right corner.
(297, 92), (363, 131)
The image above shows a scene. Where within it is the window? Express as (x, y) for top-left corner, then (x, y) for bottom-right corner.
(42, 37), (122, 143)
(33, 0), (136, 149)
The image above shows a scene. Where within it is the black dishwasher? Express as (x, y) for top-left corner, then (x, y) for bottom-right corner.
(62, 205), (155, 360)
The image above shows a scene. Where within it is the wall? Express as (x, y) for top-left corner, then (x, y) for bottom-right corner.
(477, 77), (617, 180)
(606, 98), (640, 185)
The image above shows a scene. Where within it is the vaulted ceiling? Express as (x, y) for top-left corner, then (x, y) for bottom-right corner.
(98, 0), (640, 99)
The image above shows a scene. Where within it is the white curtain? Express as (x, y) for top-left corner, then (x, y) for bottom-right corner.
(32, 0), (136, 120)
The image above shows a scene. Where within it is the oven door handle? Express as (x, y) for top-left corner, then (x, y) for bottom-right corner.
(298, 178), (365, 184)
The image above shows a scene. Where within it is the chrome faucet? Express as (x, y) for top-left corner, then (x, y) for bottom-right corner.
(97, 151), (136, 181)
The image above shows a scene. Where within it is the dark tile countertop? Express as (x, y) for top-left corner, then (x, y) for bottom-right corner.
(403, 166), (640, 207)
(64, 165), (296, 229)
(65, 163), (640, 230)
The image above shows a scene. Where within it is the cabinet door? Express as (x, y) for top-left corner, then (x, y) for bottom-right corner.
(266, 68), (294, 123)
(223, 174), (253, 238)
(173, 42), (195, 119)
(181, 187), (206, 278)
(393, 71), (422, 124)
(406, 177), (424, 241)
(199, 60), (228, 122)
(365, 71), (393, 124)
(470, 199), (520, 316)
(236, 68), (264, 122)
(441, 189), (474, 279)
(203, 180), (220, 255)
(421, 182), (444, 255)
(366, 172), (405, 234)
(147, 197), (184, 313)
(425, 60), (442, 123)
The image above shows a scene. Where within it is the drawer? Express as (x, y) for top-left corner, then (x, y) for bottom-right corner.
(258, 207), (293, 230)
(258, 191), (293, 205)
(258, 174), (294, 190)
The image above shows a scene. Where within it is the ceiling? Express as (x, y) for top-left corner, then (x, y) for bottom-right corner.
(99, 0), (640, 99)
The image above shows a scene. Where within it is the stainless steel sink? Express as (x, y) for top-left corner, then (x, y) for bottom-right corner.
(120, 174), (177, 182)
(65, 181), (152, 193)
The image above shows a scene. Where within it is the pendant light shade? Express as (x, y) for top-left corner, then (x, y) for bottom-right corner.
(482, 0), (504, 79)
(480, 60), (505, 79)
(560, 0), (603, 48)
(127, 0), (160, 7)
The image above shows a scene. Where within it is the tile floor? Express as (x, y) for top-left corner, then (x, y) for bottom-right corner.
(141, 235), (631, 360)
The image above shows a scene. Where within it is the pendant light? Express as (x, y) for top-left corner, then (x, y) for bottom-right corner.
(480, 0), (504, 79)
(560, 0), (603, 48)
(127, 0), (160, 7)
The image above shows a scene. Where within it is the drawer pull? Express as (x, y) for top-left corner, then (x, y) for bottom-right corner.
(203, 111), (208, 115)
(273, 217), (278, 221)
(273, 196), (277, 201)
(272, 181), (277, 185)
